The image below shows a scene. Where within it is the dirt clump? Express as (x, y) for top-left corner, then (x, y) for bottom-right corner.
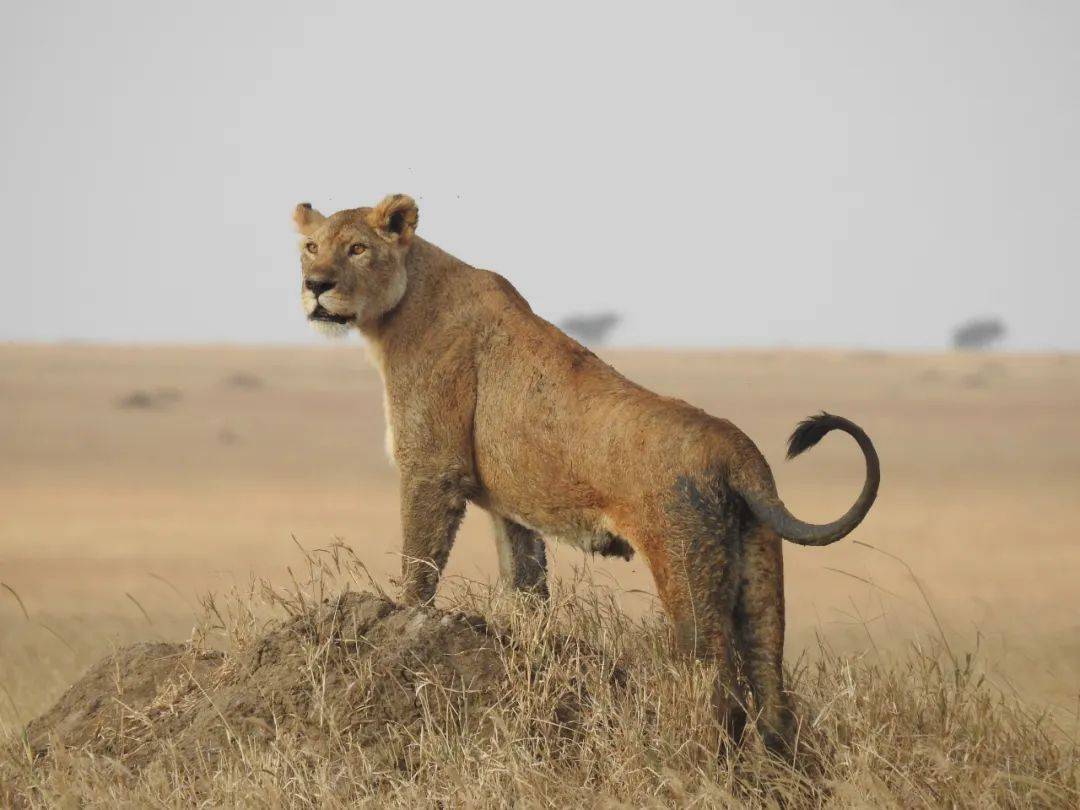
(23, 592), (514, 774)
(24, 642), (224, 757)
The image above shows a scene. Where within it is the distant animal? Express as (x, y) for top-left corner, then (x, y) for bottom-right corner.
(292, 195), (880, 754)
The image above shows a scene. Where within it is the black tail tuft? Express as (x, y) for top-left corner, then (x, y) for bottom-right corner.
(786, 412), (839, 460)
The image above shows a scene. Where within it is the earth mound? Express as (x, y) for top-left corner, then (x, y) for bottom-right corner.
(24, 592), (524, 774)
(7, 585), (1077, 806)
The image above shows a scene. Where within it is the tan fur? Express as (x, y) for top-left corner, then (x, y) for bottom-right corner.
(292, 195), (880, 752)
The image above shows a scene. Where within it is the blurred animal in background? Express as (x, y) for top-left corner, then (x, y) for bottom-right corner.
(952, 317), (1007, 350)
(559, 312), (621, 346)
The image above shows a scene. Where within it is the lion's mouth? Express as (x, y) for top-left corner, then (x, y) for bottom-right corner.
(309, 305), (354, 325)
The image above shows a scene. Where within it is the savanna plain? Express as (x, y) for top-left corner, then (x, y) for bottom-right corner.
(0, 344), (1077, 806)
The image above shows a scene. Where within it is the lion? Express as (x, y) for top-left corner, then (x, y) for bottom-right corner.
(292, 195), (880, 752)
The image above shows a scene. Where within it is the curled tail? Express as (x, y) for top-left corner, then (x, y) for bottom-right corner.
(740, 413), (880, 546)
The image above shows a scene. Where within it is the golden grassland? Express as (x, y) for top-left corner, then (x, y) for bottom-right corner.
(1, 344), (1078, 805)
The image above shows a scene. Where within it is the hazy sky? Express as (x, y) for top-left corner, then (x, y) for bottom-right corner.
(3, 2), (1077, 349)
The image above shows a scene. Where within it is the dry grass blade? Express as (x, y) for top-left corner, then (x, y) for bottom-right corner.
(124, 592), (154, 626)
(853, 540), (957, 667)
(822, 566), (904, 602)
(0, 682), (22, 727)
(35, 622), (76, 654)
(1, 583), (29, 621)
(148, 572), (196, 613)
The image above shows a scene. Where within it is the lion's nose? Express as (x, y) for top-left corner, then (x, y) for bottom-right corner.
(304, 278), (336, 297)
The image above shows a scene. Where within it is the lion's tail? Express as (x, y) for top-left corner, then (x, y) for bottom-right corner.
(737, 413), (880, 547)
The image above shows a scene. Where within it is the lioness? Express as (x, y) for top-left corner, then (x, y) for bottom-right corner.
(293, 195), (879, 751)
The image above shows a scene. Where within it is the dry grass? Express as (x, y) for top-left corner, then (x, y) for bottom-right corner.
(2, 544), (1076, 808)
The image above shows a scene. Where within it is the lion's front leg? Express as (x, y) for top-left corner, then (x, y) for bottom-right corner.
(399, 469), (467, 606)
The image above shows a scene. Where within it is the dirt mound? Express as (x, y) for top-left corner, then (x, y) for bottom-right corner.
(24, 592), (517, 774)
(9, 585), (1077, 806)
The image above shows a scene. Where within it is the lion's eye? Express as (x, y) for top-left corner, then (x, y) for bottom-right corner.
(305, 241), (318, 255)
(350, 243), (367, 256)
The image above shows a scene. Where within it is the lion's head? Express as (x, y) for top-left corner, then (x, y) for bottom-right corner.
(292, 194), (419, 336)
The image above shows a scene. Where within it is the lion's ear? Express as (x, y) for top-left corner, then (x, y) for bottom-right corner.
(293, 202), (326, 236)
(367, 194), (418, 244)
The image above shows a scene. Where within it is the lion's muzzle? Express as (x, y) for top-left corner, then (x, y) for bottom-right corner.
(304, 278), (336, 297)
(301, 277), (355, 326)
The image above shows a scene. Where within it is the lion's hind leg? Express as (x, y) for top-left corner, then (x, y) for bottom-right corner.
(735, 521), (795, 755)
(637, 476), (754, 743)
(491, 514), (549, 599)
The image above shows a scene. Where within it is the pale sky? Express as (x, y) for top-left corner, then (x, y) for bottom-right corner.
(3, 1), (1077, 349)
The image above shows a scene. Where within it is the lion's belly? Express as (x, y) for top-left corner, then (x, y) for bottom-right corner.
(487, 502), (625, 556)
(471, 472), (628, 556)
